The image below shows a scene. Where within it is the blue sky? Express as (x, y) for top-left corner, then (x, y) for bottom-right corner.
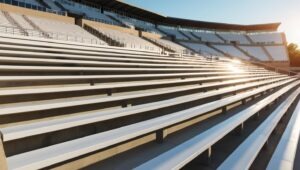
(125, 0), (300, 45)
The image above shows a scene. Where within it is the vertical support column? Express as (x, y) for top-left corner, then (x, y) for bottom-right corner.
(122, 102), (128, 108)
(204, 147), (212, 165)
(255, 111), (260, 120)
(0, 134), (7, 170)
(90, 80), (95, 86)
(106, 89), (112, 96)
(100, 6), (104, 13)
(198, 147), (212, 165)
(222, 106), (227, 114)
(242, 99), (246, 105)
(263, 140), (269, 150)
(235, 123), (244, 135)
(156, 129), (166, 144)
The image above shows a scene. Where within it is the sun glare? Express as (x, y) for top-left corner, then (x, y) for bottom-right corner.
(226, 62), (244, 73)
(230, 59), (242, 64)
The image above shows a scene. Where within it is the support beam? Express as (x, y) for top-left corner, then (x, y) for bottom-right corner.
(122, 102), (128, 108)
(222, 106), (227, 114)
(254, 112), (260, 120)
(90, 81), (95, 86)
(263, 140), (269, 150)
(155, 129), (166, 143)
(203, 147), (212, 165)
(242, 99), (246, 105)
(265, 104), (271, 110)
(106, 89), (112, 96)
(235, 123), (244, 136)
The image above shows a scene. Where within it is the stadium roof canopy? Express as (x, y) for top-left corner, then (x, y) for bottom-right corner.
(80, 0), (280, 31)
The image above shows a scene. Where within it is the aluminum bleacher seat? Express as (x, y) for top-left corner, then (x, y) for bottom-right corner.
(218, 86), (300, 170)
(3, 77), (294, 169)
(135, 81), (299, 170)
(266, 98), (300, 170)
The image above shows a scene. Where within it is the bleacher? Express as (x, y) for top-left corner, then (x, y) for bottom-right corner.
(192, 31), (224, 43)
(42, 0), (61, 11)
(239, 46), (270, 61)
(28, 15), (106, 45)
(16, 0), (42, 7)
(265, 46), (289, 61)
(181, 42), (223, 56)
(248, 32), (284, 44)
(0, 31), (298, 170)
(85, 24), (161, 52)
(145, 37), (188, 53)
(1, 0), (289, 62)
(105, 11), (162, 34)
(213, 45), (250, 60)
(158, 26), (190, 40)
(218, 32), (251, 44)
(0, 1), (298, 170)
(56, 0), (116, 25)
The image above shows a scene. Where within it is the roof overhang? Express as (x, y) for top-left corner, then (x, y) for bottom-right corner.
(79, 0), (281, 31)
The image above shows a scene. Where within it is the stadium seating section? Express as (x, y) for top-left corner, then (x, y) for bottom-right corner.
(0, 1), (298, 170)
(0, 2), (289, 61)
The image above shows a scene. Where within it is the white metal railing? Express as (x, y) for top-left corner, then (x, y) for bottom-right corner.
(0, 24), (163, 53)
(0, 25), (106, 45)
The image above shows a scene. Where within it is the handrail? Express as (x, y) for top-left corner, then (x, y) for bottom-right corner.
(0, 25), (105, 45)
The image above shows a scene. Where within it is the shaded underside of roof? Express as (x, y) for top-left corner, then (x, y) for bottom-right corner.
(79, 0), (280, 31)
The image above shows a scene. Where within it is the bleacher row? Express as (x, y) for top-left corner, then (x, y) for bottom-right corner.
(0, 32), (298, 170)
